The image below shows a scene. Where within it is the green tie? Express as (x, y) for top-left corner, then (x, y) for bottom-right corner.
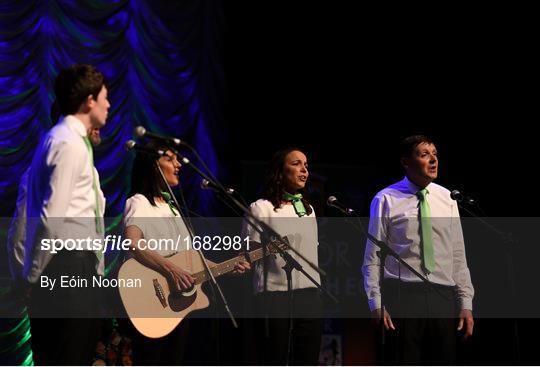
(82, 136), (103, 235)
(160, 191), (179, 216)
(282, 192), (307, 217)
(417, 188), (435, 274)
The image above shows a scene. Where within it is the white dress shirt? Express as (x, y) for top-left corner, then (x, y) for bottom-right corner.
(243, 199), (321, 293)
(24, 115), (106, 283)
(362, 176), (474, 311)
(123, 193), (191, 257)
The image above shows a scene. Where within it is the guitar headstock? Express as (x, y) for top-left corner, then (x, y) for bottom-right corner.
(266, 235), (290, 254)
(242, 236), (291, 264)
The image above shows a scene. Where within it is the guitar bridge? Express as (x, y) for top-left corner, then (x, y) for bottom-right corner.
(153, 279), (167, 308)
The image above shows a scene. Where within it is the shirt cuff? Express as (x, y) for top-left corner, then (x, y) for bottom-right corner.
(460, 297), (473, 311)
(368, 297), (381, 312)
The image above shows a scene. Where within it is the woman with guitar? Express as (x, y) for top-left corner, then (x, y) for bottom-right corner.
(122, 142), (249, 365)
(244, 147), (323, 365)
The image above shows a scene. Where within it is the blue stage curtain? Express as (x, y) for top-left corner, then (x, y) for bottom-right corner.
(0, 1), (224, 363)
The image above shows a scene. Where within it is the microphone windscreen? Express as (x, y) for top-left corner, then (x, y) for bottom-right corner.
(125, 140), (136, 150)
(134, 126), (146, 137)
(450, 190), (461, 200)
(327, 196), (337, 206)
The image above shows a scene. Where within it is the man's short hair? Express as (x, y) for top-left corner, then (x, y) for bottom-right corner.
(400, 135), (434, 158)
(54, 64), (105, 116)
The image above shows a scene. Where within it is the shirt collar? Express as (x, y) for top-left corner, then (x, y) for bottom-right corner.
(403, 175), (433, 195)
(63, 115), (88, 137)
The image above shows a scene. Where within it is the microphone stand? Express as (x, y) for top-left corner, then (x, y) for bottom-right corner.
(456, 200), (520, 361)
(177, 153), (328, 282)
(177, 152), (337, 366)
(329, 204), (449, 364)
(154, 161), (239, 329)
(272, 236), (338, 364)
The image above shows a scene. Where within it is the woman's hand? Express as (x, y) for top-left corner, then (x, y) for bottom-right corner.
(232, 260), (251, 275)
(162, 260), (195, 291)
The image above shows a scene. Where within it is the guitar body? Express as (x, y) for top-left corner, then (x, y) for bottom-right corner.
(118, 238), (285, 338)
(118, 250), (210, 338)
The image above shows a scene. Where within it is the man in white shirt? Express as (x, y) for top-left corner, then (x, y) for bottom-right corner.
(362, 135), (474, 364)
(8, 128), (101, 282)
(24, 64), (110, 365)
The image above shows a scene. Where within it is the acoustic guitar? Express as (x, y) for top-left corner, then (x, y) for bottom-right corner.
(118, 239), (286, 338)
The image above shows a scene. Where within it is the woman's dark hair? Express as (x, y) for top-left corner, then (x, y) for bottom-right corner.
(261, 147), (313, 215)
(50, 100), (61, 125)
(129, 141), (172, 206)
(54, 64), (106, 116)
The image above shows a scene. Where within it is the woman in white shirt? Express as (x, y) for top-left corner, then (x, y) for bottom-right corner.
(245, 147), (322, 366)
(123, 142), (248, 364)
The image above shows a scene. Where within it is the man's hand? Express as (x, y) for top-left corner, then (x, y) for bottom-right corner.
(457, 309), (474, 339)
(372, 308), (395, 330)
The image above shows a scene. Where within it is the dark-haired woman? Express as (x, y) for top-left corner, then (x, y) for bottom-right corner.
(123, 144), (248, 365)
(245, 148), (323, 365)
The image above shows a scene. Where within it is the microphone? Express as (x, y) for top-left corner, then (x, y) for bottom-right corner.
(450, 190), (476, 205)
(200, 179), (235, 195)
(125, 140), (166, 157)
(134, 126), (183, 147)
(327, 196), (355, 215)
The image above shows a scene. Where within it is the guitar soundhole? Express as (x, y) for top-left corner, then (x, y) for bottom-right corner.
(168, 287), (197, 312)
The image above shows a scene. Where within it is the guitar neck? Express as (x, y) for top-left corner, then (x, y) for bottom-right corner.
(192, 246), (272, 284)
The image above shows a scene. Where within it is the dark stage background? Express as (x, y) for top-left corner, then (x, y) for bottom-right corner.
(224, 3), (539, 365)
(1, 1), (538, 365)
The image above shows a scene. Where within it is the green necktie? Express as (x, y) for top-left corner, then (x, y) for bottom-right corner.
(161, 191), (179, 216)
(417, 188), (435, 274)
(82, 136), (103, 235)
(282, 192), (307, 217)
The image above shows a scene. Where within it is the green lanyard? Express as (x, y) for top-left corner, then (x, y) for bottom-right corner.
(282, 192), (307, 217)
(160, 191), (179, 216)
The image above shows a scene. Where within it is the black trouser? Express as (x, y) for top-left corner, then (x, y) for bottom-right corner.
(254, 288), (323, 366)
(380, 279), (458, 365)
(128, 319), (190, 365)
(28, 251), (101, 366)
